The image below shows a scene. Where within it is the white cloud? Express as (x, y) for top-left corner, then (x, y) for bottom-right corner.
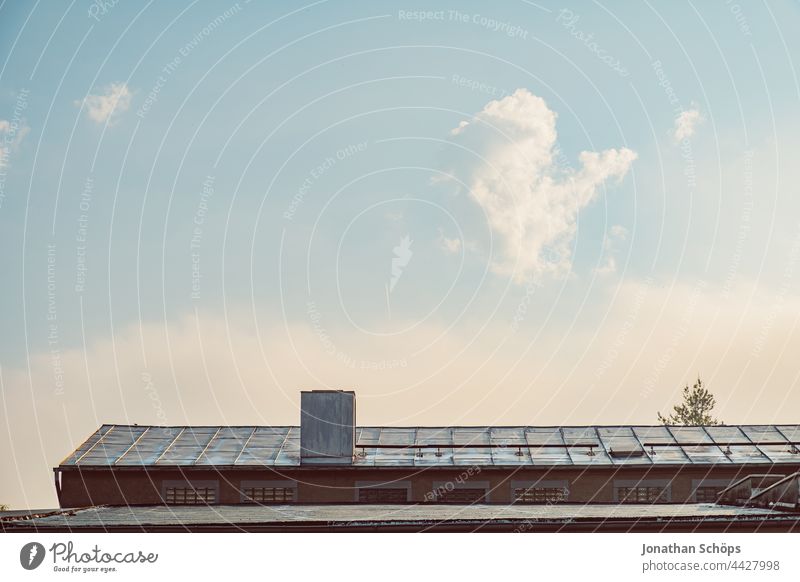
(0, 118), (30, 169)
(437, 228), (462, 254)
(75, 82), (132, 124)
(451, 89), (636, 282)
(595, 225), (629, 275)
(672, 107), (704, 142)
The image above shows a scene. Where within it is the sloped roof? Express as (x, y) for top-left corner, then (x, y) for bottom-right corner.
(59, 424), (800, 468)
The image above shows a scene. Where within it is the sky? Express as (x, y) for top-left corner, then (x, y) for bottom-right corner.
(1, 0), (800, 509)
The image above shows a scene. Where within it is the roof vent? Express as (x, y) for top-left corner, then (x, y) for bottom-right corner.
(300, 390), (356, 465)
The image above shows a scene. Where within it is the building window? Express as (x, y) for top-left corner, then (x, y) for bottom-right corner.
(694, 486), (723, 503)
(616, 486), (665, 504)
(514, 487), (568, 503)
(431, 488), (486, 503)
(242, 487), (294, 504)
(358, 488), (409, 503)
(165, 486), (216, 505)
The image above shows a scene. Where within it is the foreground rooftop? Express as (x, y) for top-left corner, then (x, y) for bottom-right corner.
(3, 503), (798, 533)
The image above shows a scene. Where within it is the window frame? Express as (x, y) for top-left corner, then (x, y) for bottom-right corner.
(161, 480), (219, 505)
(239, 480), (297, 504)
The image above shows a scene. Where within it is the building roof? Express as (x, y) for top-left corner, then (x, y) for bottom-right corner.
(59, 424), (800, 468)
(2, 503), (797, 533)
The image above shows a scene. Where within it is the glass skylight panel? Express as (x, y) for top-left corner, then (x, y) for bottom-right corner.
(723, 445), (769, 463)
(453, 446), (493, 465)
(356, 427), (382, 446)
(155, 427), (218, 465)
(413, 428), (453, 465)
(775, 425), (800, 443)
(562, 427), (610, 465)
(78, 425), (148, 465)
(453, 428), (491, 446)
(681, 444), (729, 464)
(490, 428), (529, 464)
(526, 428), (571, 465)
(632, 427), (687, 463)
(414, 427), (452, 445)
(274, 427), (300, 465)
(756, 444), (800, 463)
(196, 427), (254, 465)
(740, 426), (788, 444)
(235, 427), (289, 465)
(374, 446), (415, 466)
(61, 425), (113, 465)
(597, 427), (648, 464)
(705, 426), (750, 444)
(379, 427), (416, 446)
(116, 427), (181, 465)
(668, 426), (713, 443)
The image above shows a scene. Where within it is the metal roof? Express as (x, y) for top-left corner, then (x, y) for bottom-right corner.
(2, 503), (795, 532)
(59, 424), (800, 468)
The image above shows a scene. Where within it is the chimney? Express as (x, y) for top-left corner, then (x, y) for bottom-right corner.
(300, 390), (356, 465)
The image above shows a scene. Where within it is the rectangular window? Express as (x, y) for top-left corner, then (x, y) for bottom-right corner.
(165, 486), (216, 505)
(432, 488), (486, 503)
(242, 487), (294, 504)
(357, 488), (409, 503)
(694, 486), (723, 503)
(616, 486), (665, 504)
(514, 487), (568, 503)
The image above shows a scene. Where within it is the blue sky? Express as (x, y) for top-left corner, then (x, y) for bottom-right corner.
(2, 1), (800, 508)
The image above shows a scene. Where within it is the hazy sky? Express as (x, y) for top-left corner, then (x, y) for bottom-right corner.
(2, 1), (800, 508)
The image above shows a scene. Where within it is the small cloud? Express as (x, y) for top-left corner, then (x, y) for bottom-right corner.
(595, 225), (629, 275)
(450, 120), (469, 136)
(437, 228), (462, 254)
(672, 106), (703, 142)
(75, 82), (132, 124)
(0, 118), (30, 169)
